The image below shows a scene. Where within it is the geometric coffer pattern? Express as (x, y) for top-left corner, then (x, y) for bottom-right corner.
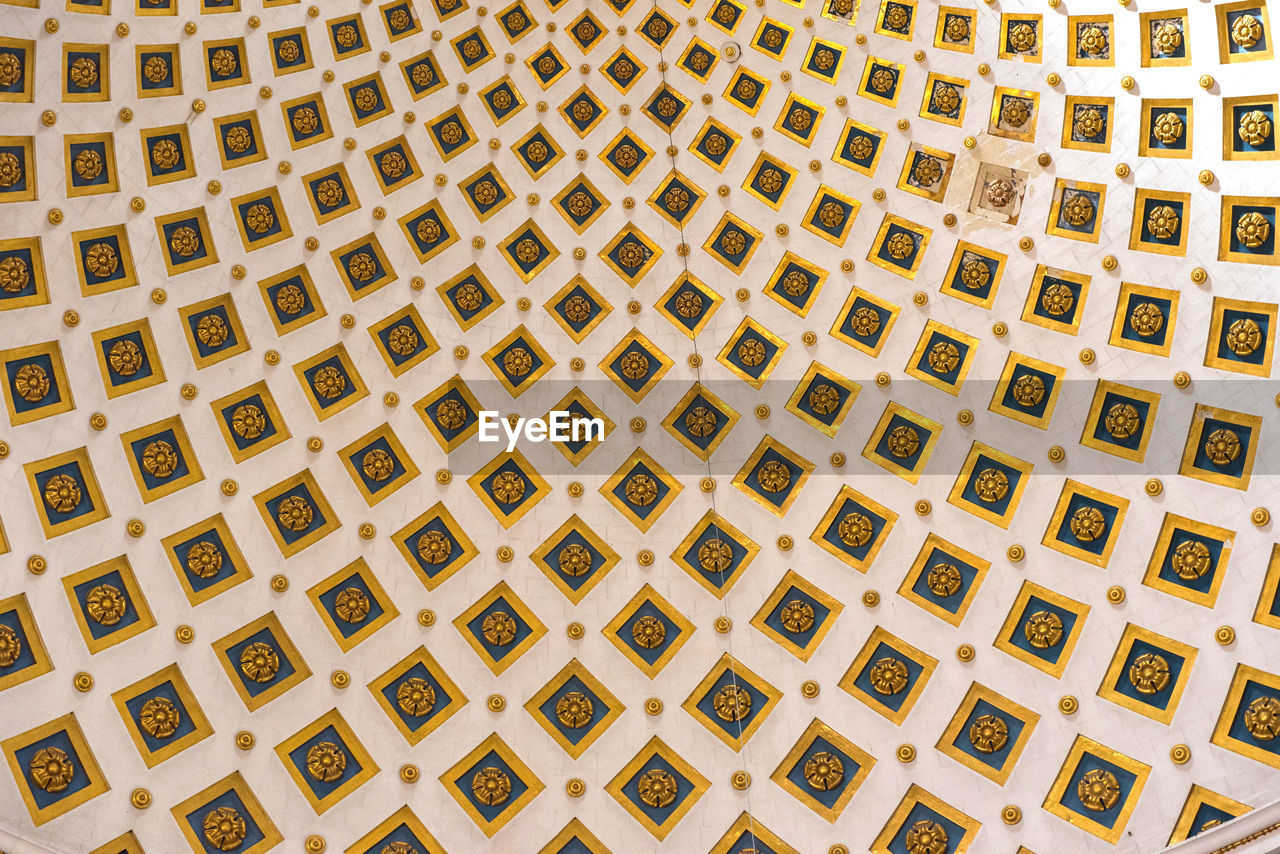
(2, 0), (1280, 851)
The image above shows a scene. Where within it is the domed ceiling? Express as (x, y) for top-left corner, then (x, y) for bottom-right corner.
(1, 0), (1279, 851)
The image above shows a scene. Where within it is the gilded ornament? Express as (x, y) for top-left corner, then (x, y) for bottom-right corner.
(756, 460), (791, 493)
(968, 713), (1009, 753)
(1079, 25), (1108, 55)
(453, 282), (482, 311)
(631, 615), (667, 648)
(956, 262), (991, 296)
(780, 599), (816, 633)
(69, 56), (99, 88)
(1226, 318), (1263, 356)
(142, 440), (180, 481)
(1153, 21), (1182, 55)
(847, 306), (880, 337)
(815, 49), (836, 70)
(81, 243), (120, 281)
(411, 62), (435, 88)
(279, 281), (315, 314)
(276, 495), (315, 532)
(886, 232), (915, 259)
(28, 747), (74, 793)
(837, 136), (871, 166)
(869, 656), (909, 695)
(385, 325), (418, 356)
(0, 624), (21, 667)
(434, 400), (466, 431)
(905, 819), (949, 854)
(481, 610), (518, 645)
(1244, 695), (1280, 740)
(471, 767), (512, 806)
(803, 751), (844, 790)
(1023, 610), (1063, 648)
(515, 238), (541, 264)
(1236, 212), (1271, 249)
(808, 383), (840, 415)
(239, 641), (279, 682)
(276, 40), (299, 63)
(882, 425), (918, 459)
(0, 51), (21, 87)
(1146, 205), (1179, 239)
(1128, 302), (1164, 337)
(1010, 374), (1045, 407)
(1171, 539), (1212, 580)
(203, 806), (246, 851)
(86, 583), (128, 625)
(139, 696), (181, 738)
(186, 541), (223, 578)
(555, 691), (594, 727)
(782, 270), (810, 297)
(291, 108), (319, 135)
(1204, 428), (1242, 466)
(557, 543), (592, 577)
(1105, 403), (1141, 439)
(491, 471), (526, 504)
(150, 139), (181, 170)
(0, 254), (29, 291)
(396, 677), (436, 717)
(717, 229), (750, 259)
(1127, 652), (1171, 695)
(1069, 506), (1107, 542)
(1150, 113), (1184, 147)
(197, 314), (229, 347)
(573, 100), (597, 122)
(472, 180), (499, 206)
(1231, 13), (1262, 48)
(869, 68), (895, 93)
(210, 48), (238, 77)
(926, 563), (963, 597)
(625, 473), (658, 505)
(945, 15), (970, 41)
(1062, 193), (1095, 227)
(617, 242), (647, 270)
(1077, 768), (1121, 812)
(44, 473), (82, 513)
(361, 449), (395, 482)
(1009, 22), (1037, 51)
(737, 338), (766, 367)
(313, 179), (345, 208)
(911, 156), (942, 187)
(73, 148), (103, 181)
(699, 538), (733, 572)
(335, 24), (359, 47)
(244, 203), (274, 234)
(927, 341), (960, 373)
(637, 768), (677, 808)
(931, 83), (960, 115)
(353, 87), (380, 112)
(334, 587), (371, 623)
(13, 363), (49, 402)
(758, 168), (785, 194)
(312, 366), (347, 399)
(306, 741), (347, 782)
(713, 684), (752, 721)
(984, 180), (1015, 209)
(1239, 110), (1273, 146)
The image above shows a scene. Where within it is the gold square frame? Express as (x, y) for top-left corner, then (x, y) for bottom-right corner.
(897, 533), (991, 627)
(861, 401), (943, 483)
(1079, 379), (1161, 463)
(603, 584), (696, 678)
(453, 581), (547, 675)
(1142, 511), (1236, 607)
(935, 681), (1039, 784)
(252, 468), (342, 557)
(170, 772), (281, 854)
(23, 446), (110, 539)
(337, 422), (419, 506)
(838, 625), (938, 724)
(441, 733), (544, 837)
(161, 513), (252, 606)
(111, 663), (213, 768)
(210, 611), (312, 711)
(274, 709), (379, 814)
(993, 581), (1089, 677)
(749, 570), (844, 662)
(1096, 622), (1198, 724)
(2, 713), (109, 826)
(208, 381), (290, 464)
(605, 736), (709, 840)
(1178, 403), (1262, 490)
(872, 786), (980, 853)
(1042, 736), (1151, 843)
(770, 718), (875, 822)
(524, 658), (625, 758)
(118, 414), (204, 503)
(367, 646), (467, 746)
(306, 557), (399, 652)
(681, 653), (783, 751)
(391, 501), (478, 591)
